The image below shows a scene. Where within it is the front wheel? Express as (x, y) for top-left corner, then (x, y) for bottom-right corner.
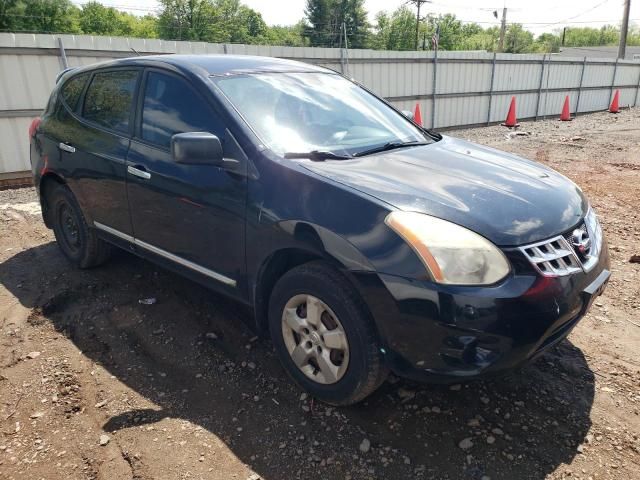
(268, 261), (388, 405)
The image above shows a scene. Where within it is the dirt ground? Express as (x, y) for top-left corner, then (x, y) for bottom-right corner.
(1, 109), (639, 480)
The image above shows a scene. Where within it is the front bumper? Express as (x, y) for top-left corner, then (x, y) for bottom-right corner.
(353, 240), (610, 383)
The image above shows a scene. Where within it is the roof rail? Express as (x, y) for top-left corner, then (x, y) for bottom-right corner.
(55, 67), (77, 84)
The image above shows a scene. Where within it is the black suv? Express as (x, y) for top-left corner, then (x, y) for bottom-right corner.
(30, 55), (610, 405)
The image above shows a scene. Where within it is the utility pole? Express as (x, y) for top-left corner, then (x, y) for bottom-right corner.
(409, 0), (431, 51)
(497, 7), (507, 53)
(618, 0), (631, 59)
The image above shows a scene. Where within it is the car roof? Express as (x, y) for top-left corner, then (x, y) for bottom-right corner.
(71, 54), (333, 77)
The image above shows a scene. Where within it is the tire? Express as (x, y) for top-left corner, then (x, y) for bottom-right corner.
(48, 184), (111, 268)
(268, 261), (388, 405)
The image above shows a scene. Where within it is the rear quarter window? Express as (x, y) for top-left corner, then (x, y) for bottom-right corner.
(60, 73), (89, 110)
(82, 70), (138, 133)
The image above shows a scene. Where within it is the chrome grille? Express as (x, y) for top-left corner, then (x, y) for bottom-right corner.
(520, 208), (603, 277)
(520, 236), (583, 276)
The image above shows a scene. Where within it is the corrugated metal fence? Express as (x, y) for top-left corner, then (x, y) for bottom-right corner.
(2, 33), (640, 178)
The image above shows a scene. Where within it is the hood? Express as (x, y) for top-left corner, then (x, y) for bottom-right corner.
(303, 135), (587, 246)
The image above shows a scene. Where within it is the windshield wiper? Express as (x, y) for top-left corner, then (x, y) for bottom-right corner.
(354, 140), (430, 158)
(284, 150), (352, 161)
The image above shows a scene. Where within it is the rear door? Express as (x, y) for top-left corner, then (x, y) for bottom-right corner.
(125, 69), (247, 291)
(33, 73), (89, 185)
(66, 68), (140, 236)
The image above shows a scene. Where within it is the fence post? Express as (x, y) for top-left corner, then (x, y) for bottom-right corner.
(431, 49), (438, 129)
(342, 22), (350, 78)
(534, 54), (546, 120)
(609, 58), (618, 104)
(542, 54), (552, 120)
(57, 37), (68, 70)
(486, 51), (497, 125)
(575, 56), (587, 116)
(635, 64), (640, 107)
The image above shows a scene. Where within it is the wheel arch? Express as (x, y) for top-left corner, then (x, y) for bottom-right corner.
(252, 220), (376, 335)
(38, 172), (66, 228)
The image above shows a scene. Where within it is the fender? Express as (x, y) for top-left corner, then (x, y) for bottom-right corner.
(250, 219), (379, 335)
(276, 220), (375, 272)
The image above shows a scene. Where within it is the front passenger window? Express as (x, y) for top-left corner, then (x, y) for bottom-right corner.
(141, 72), (221, 149)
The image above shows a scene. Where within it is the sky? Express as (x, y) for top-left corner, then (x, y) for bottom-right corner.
(81, 0), (639, 36)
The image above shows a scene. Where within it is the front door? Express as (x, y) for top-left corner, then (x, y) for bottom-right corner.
(125, 69), (247, 292)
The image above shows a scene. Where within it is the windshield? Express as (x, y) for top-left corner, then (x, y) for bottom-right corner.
(213, 72), (432, 157)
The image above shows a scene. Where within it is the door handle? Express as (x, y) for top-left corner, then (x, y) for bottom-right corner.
(58, 142), (76, 153)
(127, 165), (151, 180)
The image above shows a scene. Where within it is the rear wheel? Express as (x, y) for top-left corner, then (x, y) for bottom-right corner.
(269, 261), (387, 405)
(48, 184), (111, 268)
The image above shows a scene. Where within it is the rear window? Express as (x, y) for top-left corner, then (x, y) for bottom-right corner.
(60, 73), (89, 110)
(82, 70), (138, 133)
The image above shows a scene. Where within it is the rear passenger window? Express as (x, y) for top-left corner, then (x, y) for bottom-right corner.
(141, 71), (220, 149)
(83, 70), (138, 133)
(60, 74), (88, 110)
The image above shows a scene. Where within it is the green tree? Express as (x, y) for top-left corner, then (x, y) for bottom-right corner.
(458, 28), (499, 52)
(304, 0), (369, 48)
(564, 26), (620, 47)
(533, 32), (561, 53)
(18, 0), (81, 33)
(122, 14), (159, 38)
(77, 1), (158, 37)
(373, 6), (415, 50)
(628, 25), (640, 46)
(79, 1), (121, 35)
(503, 23), (534, 53)
(157, 0), (269, 43)
(340, 0), (369, 48)
(425, 14), (464, 51)
(157, 0), (217, 41)
(262, 22), (307, 47)
(239, 6), (267, 39)
(304, 0), (331, 46)
(0, 0), (19, 31)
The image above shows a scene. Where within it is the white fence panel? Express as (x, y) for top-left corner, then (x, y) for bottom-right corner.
(578, 88), (612, 112)
(1, 33), (640, 176)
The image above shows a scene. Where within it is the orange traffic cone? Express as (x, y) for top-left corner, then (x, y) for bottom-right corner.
(609, 90), (620, 113)
(559, 95), (572, 121)
(502, 96), (519, 128)
(414, 103), (423, 126)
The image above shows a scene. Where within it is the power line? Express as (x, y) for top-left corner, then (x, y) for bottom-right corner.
(527, 0), (614, 28)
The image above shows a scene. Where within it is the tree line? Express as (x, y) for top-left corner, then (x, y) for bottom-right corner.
(0, 0), (638, 53)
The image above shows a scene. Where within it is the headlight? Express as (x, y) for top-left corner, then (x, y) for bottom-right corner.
(385, 211), (510, 285)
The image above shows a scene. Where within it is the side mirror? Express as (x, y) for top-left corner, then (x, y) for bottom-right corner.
(401, 110), (415, 121)
(171, 132), (223, 166)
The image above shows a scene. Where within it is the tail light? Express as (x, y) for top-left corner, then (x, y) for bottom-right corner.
(29, 117), (41, 138)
